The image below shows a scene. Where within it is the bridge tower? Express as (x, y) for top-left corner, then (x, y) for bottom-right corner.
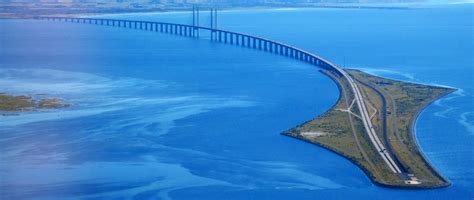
(210, 8), (217, 40)
(192, 6), (200, 37)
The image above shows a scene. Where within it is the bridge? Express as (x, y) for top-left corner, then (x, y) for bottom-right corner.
(36, 15), (403, 174)
(37, 16), (335, 72)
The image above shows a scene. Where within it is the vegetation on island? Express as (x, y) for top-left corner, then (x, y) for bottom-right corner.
(0, 93), (69, 116)
(283, 69), (455, 188)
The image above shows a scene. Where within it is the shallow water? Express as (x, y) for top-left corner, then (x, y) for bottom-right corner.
(0, 3), (473, 199)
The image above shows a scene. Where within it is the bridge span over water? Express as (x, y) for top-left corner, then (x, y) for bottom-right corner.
(37, 16), (337, 73)
(37, 16), (403, 174)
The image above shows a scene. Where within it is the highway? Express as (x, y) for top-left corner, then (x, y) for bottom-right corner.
(293, 47), (403, 174)
(273, 44), (404, 174)
(337, 69), (402, 174)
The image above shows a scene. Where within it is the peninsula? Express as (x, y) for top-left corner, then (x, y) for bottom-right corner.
(283, 69), (454, 188)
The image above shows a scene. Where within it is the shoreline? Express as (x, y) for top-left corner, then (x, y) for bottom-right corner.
(409, 87), (457, 187)
(3, 1), (470, 20)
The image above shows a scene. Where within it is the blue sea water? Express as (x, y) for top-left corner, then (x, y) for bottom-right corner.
(0, 3), (473, 200)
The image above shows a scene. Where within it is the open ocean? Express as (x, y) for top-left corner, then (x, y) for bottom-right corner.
(0, 3), (472, 199)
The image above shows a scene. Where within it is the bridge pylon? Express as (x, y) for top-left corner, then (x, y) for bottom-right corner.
(192, 6), (201, 38)
(192, 6), (218, 39)
(210, 8), (217, 40)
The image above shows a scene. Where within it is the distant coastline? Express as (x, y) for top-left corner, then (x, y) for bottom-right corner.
(0, 3), (416, 19)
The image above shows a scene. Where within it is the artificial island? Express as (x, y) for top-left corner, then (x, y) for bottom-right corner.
(284, 69), (454, 188)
